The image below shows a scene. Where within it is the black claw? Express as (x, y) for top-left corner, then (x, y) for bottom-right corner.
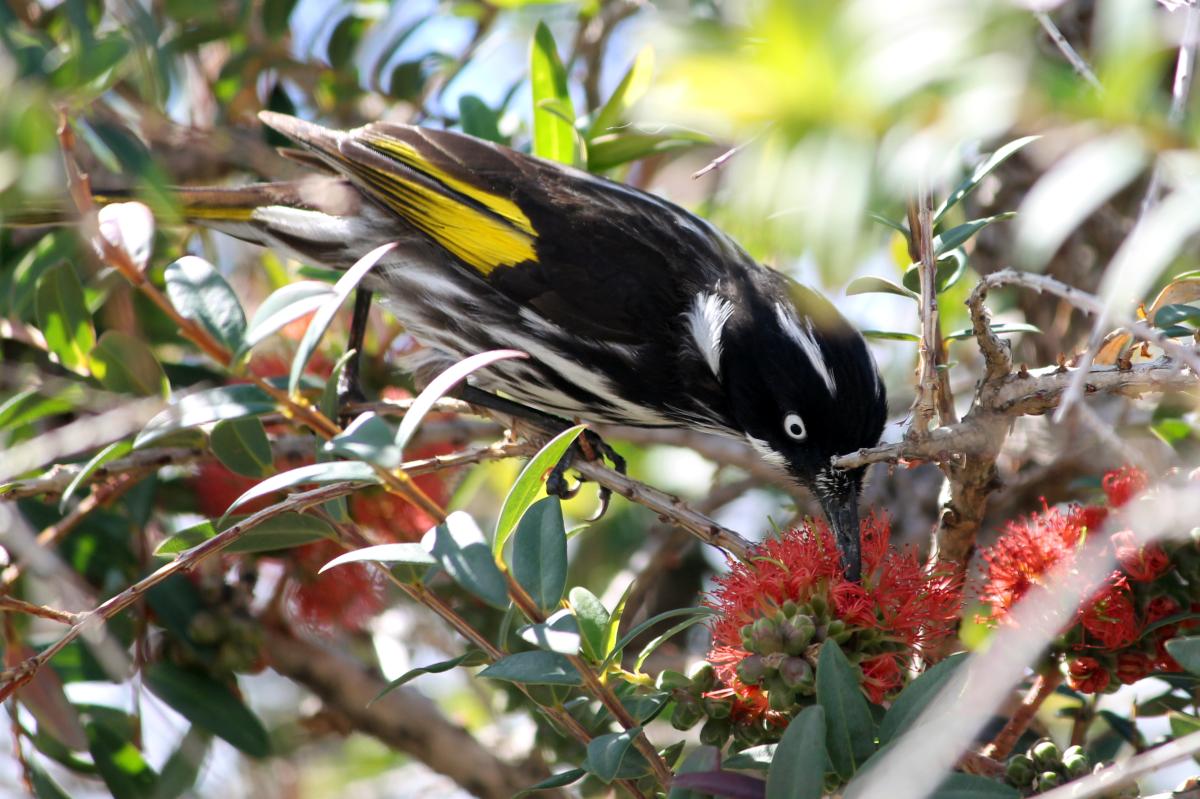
(587, 486), (613, 522)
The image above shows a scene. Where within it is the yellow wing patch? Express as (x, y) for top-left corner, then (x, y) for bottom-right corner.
(356, 133), (537, 275)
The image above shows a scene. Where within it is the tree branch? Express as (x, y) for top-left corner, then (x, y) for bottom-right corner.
(262, 624), (555, 799)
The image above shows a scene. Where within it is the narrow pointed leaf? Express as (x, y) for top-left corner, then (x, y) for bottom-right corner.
(634, 609), (718, 671)
(1165, 637), (1200, 675)
(512, 496), (567, 614)
(494, 424), (586, 553)
(136, 384), (274, 447)
(289, 242), (396, 395)
(90, 331), (169, 397)
(144, 662), (269, 757)
(568, 586), (609, 661)
(395, 349), (526, 452)
(86, 719), (159, 799)
(371, 650), (488, 704)
(164, 256), (246, 354)
(816, 642), (876, 779)
(513, 768), (586, 798)
(846, 276), (918, 301)
(590, 45), (654, 137)
(209, 416), (273, 477)
(36, 263), (95, 374)
(320, 542), (435, 575)
(222, 461), (379, 517)
(428, 512), (509, 609)
(478, 651), (581, 685)
(944, 322), (1041, 341)
(530, 22), (577, 166)
(933, 213), (1013, 255)
(458, 95), (505, 143)
(60, 440), (131, 511)
(585, 727), (643, 784)
(878, 654), (966, 744)
(861, 330), (920, 342)
(325, 412), (402, 468)
(155, 513), (333, 557)
(239, 280), (335, 357)
(934, 136), (1039, 222)
(929, 774), (1019, 798)
(765, 704), (827, 799)
(518, 609), (582, 655)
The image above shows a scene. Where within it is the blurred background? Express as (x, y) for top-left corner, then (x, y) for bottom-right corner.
(2, 0), (1199, 796)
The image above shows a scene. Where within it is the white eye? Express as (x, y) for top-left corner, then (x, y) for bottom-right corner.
(783, 413), (807, 441)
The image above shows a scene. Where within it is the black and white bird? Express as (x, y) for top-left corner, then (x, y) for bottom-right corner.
(135, 112), (889, 578)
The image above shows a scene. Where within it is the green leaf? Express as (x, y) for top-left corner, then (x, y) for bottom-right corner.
(30, 766), (72, 799)
(766, 705), (827, 799)
(514, 768), (586, 797)
(144, 662), (270, 757)
(901, 249), (971, 294)
(590, 45), (654, 137)
(0, 389), (75, 432)
(396, 350), (526, 452)
(155, 726), (210, 799)
(1169, 711), (1200, 740)
(602, 608), (715, 671)
(136, 384), (275, 447)
(668, 745), (723, 799)
(321, 349), (357, 420)
(928, 774), (1019, 799)
(239, 280), (335, 357)
(163, 256), (246, 354)
(154, 513), (334, 557)
(519, 609), (582, 655)
(222, 461), (379, 517)
(494, 424), (586, 554)
(325, 412), (401, 469)
(512, 496), (568, 614)
(587, 130), (708, 172)
(722, 744), (777, 771)
(944, 322), (1041, 341)
(262, 0), (296, 37)
(530, 22), (578, 166)
(846, 276), (918, 301)
(569, 586), (610, 661)
(320, 542), (436, 572)
(429, 512), (510, 609)
(634, 609), (718, 671)
(371, 650), (489, 704)
(86, 718), (158, 799)
(1165, 637), (1200, 675)
(602, 580), (637, 660)
(60, 440), (131, 511)
(90, 331), (169, 397)
(478, 651), (581, 685)
(816, 641), (877, 780)
(867, 212), (909, 235)
(36, 263), (95, 374)
(458, 95), (505, 143)
(327, 14), (366, 70)
(585, 727), (642, 783)
(861, 329), (920, 342)
(1155, 303), (1200, 328)
(878, 654), (966, 744)
(290, 242), (396, 395)
(934, 136), (1039, 222)
(210, 417), (273, 478)
(933, 213), (1014, 255)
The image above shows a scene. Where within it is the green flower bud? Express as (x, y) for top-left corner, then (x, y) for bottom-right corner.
(737, 655), (768, 685)
(826, 619), (852, 644)
(809, 593), (829, 619)
(1031, 739), (1061, 770)
(703, 696), (732, 720)
(1061, 745), (1089, 779)
(751, 617), (784, 655)
(732, 719), (765, 748)
(781, 615), (816, 655)
(699, 717), (731, 747)
(781, 600), (800, 617)
(1005, 754), (1036, 787)
(765, 675), (796, 712)
(1037, 771), (1062, 790)
(688, 662), (717, 693)
(779, 656), (814, 690)
(670, 695), (704, 730)
(657, 670), (692, 691)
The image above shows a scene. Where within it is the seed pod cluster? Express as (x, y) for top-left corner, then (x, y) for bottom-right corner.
(1005, 740), (1137, 797)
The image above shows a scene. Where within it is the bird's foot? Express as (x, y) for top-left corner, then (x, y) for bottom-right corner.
(335, 351), (367, 423)
(546, 429), (627, 522)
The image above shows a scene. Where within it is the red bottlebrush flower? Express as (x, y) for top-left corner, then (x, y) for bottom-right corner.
(1115, 651), (1154, 684)
(1080, 582), (1140, 650)
(1146, 595), (1182, 623)
(287, 539), (386, 633)
(193, 461), (273, 518)
(1111, 531), (1170, 583)
(979, 504), (1087, 617)
(1066, 656), (1110, 693)
(1102, 466), (1148, 508)
(704, 512), (962, 712)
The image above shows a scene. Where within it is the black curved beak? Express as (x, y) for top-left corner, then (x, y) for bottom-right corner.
(817, 487), (861, 582)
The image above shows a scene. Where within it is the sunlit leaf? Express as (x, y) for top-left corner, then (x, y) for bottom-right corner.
(846, 276), (918, 301)
(136, 385), (275, 447)
(585, 727), (642, 784)
(36, 263), (94, 374)
(371, 650), (488, 704)
(512, 497), (568, 614)
(222, 461), (379, 517)
(530, 22), (578, 166)
(934, 136), (1039, 222)
(239, 281), (335, 357)
(90, 331), (169, 397)
(590, 45), (654, 137)
(427, 512), (510, 609)
(164, 256), (246, 355)
(209, 416), (273, 477)
(478, 651), (581, 685)
(494, 425), (585, 554)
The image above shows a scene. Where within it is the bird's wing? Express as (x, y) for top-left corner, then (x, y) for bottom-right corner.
(259, 112), (744, 344)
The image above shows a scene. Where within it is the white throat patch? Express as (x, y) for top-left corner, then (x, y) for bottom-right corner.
(687, 292), (735, 377)
(775, 303), (837, 396)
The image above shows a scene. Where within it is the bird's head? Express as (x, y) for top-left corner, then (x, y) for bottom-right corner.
(703, 274), (887, 580)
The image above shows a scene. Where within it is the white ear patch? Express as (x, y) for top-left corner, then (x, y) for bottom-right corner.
(775, 303), (837, 396)
(745, 435), (788, 469)
(688, 292), (735, 377)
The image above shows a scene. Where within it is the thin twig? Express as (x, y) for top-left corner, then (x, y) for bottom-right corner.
(0, 596), (81, 625)
(1034, 11), (1103, 91)
(1037, 730), (1200, 799)
(982, 671), (1063, 760)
